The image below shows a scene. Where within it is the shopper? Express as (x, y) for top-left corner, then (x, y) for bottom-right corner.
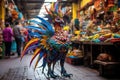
(3, 23), (13, 58)
(13, 21), (22, 57)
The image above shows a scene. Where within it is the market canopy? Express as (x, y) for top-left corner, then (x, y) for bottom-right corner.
(13, 0), (45, 19)
(12, 0), (76, 19)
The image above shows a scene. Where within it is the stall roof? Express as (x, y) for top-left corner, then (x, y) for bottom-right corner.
(13, 0), (45, 19)
(13, 0), (77, 19)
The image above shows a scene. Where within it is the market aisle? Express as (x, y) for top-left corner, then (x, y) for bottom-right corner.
(0, 54), (119, 80)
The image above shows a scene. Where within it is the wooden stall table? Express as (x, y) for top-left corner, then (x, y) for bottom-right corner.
(82, 42), (113, 67)
(94, 60), (120, 77)
(71, 41), (120, 66)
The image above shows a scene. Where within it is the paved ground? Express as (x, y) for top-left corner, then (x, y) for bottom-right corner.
(0, 54), (120, 80)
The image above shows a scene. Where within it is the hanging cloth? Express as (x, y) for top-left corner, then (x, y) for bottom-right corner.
(107, 0), (114, 8)
(94, 0), (104, 11)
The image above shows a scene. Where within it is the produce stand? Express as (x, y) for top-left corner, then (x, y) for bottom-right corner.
(71, 40), (120, 76)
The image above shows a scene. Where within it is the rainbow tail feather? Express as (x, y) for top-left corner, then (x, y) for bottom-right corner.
(21, 38), (39, 60)
(34, 51), (46, 70)
(29, 48), (41, 67)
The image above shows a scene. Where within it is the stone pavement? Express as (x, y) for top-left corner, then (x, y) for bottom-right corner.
(0, 54), (120, 80)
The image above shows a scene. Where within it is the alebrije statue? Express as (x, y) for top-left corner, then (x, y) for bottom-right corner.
(21, 0), (72, 79)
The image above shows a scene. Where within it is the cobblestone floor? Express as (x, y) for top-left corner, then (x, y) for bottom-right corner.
(0, 55), (120, 80)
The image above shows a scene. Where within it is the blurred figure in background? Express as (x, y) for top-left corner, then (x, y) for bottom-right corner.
(3, 23), (13, 58)
(13, 21), (22, 57)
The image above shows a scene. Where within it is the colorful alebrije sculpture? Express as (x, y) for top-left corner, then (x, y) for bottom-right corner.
(21, 0), (72, 78)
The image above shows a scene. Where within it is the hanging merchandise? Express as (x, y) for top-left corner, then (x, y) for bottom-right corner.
(94, 0), (105, 11)
(107, 0), (114, 8)
(7, 2), (18, 21)
(18, 12), (23, 20)
(109, 5), (118, 12)
(105, 0), (115, 10)
(11, 10), (18, 20)
(89, 6), (94, 15)
(14, 5), (19, 12)
(89, 6), (96, 20)
(6, 1), (24, 22)
(16, 6), (24, 21)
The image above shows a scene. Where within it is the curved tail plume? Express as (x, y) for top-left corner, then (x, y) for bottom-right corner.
(21, 38), (39, 60)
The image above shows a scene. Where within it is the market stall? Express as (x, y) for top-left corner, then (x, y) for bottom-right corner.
(68, 0), (120, 76)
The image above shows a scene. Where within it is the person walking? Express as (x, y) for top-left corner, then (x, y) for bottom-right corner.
(3, 23), (13, 58)
(13, 21), (22, 57)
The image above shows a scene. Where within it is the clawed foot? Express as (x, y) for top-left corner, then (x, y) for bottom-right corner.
(61, 68), (73, 78)
(62, 73), (73, 78)
(47, 71), (59, 79)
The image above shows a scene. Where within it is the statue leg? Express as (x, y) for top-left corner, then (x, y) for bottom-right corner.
(41, 58), (47, 73)
(47, 62), (59, 78)
(47, 62), (51, 77)
(51, 61), (59, 77)
(60, 54), (73, 78)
